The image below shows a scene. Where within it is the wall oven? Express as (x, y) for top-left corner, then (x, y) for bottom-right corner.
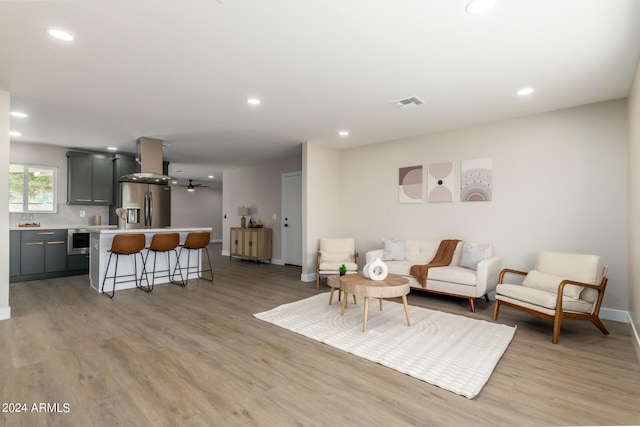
(68, 228), (90, 255)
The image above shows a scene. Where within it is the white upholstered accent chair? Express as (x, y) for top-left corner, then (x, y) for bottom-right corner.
(493, 251), (609, 344)
(316, 238), (359, 289)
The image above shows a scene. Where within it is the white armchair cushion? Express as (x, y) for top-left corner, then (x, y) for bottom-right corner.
(321, 251), (353, 262)
(382, 238), (406, 261)
(320, 238), (355, 252)
(319, 261), (358, 271)
(522, 270), (584, 299)
(536, 252), (603, 289)
(496, 284), (593, 314)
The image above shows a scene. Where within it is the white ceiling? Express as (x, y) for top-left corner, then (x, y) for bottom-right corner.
(2, 0), (639, 189)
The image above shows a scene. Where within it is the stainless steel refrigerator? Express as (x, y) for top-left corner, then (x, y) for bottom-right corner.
(120, 182), (171, 229)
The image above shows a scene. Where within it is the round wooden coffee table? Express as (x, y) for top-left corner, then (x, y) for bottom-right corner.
(340, 273), (411, 332)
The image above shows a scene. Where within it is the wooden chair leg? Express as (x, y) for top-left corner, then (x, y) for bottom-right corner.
(590, 316), (610, 335)
(484, 294), (490, 303)
(468, 298), (475, 313)
(493, 300), (500, 320)
(552, 313), (563, 344)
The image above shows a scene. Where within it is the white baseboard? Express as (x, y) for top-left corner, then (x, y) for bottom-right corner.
(271, 259), (285, 266)
(625, 312), (640, 361)
(0, 306), (11, 320)
(301, 273), (316, 283)
(221, 250), (230, 256)
(210, 239), (222, 243)
(599, 308), (629, 323)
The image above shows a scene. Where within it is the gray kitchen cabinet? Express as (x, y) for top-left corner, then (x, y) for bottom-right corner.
(67, 254), (89, 272)
(11, 229), (89, 283)
(67, 151), (114, 205)
(10, 230), (20, 276)
(20, 230), (68, 275)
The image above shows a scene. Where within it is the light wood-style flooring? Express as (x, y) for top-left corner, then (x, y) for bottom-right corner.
(1, 243), (639, 426)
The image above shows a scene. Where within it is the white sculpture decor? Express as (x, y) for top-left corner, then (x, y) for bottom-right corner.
(362, 257), (389, 281)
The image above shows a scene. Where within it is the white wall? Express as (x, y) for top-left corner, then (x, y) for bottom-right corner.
(171, 187), (222, 241)
(0, 91), (10, 319)
(222, 157), (302, 261)
(628, 60), (640, 337)
(338, 100), (628, 311)
(302, 142), (342, 278)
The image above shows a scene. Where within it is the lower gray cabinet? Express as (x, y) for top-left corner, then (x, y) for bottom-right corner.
(67, 254), (89, 271)
(10, 231), (20, 276)
(20, 229), (68, 275)
(11, 229), (89, 282)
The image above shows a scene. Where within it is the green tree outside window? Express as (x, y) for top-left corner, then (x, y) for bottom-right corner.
(9, 163), (58, 213)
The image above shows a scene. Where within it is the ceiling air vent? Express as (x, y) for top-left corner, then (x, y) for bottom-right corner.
(391, 96), (425, 110)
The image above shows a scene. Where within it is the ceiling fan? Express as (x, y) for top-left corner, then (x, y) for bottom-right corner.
(177, 179), (208, 192)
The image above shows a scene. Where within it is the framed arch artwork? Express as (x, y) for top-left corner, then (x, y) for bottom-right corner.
(460, 158), (492, 202)
(398, 165), (423, 203)
(427, 161), (454, 203)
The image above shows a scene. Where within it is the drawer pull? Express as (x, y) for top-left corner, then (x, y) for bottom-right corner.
(36, 231), (55, 235)
(75, 199), (92, 202)
(48, 241), (65, 245)
(94, 199), (109, 202)
(24, 242), (44, 245)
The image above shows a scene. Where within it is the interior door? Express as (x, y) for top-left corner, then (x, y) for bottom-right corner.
(281, 171), (302, 266)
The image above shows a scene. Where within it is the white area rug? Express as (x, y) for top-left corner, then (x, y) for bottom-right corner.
(254, 293), (516, 399)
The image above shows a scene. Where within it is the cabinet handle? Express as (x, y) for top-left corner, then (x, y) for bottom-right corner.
(24, 242), (44, 245)
(48, 241), (65, 245)
(94, 199), (109, 202)
(36, 231), (55, 235)
(75, 199), (92, 202)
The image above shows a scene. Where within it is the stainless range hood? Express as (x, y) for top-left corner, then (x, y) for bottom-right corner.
(120, 136), (173, 183)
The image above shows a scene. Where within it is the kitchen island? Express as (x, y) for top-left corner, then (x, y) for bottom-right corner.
(89, 227), (212, 293)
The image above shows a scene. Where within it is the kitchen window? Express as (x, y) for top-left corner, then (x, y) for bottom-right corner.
(9, 163), (58, 213)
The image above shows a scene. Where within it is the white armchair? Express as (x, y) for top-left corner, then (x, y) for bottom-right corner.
(316, 238), (359, 289)
(493, 251), (609, 344)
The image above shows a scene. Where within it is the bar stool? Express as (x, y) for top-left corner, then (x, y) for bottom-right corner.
(175, 232), (213, 285)
(101, 233), (150, 298)
(144, 233), (185, 287)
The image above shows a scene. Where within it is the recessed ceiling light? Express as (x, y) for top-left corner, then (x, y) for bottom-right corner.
(171, 180), (178, 184)
(107, 147), (118, 151)
(247, 98), (261, 105)
(10, 111), (28, 118)
(9, 131), (21, 137)
(208, 175), (214, 179)
(465, 0), (496, 14)
(339, 131), (349, 136)
(47, 28), (74, 41)
(517, 87), (534, 96)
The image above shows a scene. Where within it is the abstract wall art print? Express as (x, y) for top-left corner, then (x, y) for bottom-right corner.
(427, 161), (454, 203)
(460, 158), (492, 202)
(399, 165), (423, 203)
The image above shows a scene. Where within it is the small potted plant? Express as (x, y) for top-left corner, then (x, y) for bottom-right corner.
(338, 264), (347, 276)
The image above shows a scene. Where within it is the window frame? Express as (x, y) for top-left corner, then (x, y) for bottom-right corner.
(9, 163), (59, 214)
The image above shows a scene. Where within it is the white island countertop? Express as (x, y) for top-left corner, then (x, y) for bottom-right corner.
(89, 226), (212, 293)
(90, 226), (212, 234)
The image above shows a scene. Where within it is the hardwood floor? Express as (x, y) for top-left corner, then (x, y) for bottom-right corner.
(1, 243), (639, 426)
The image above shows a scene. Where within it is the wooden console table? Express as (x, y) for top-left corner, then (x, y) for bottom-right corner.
(230, 227), (272, 263)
